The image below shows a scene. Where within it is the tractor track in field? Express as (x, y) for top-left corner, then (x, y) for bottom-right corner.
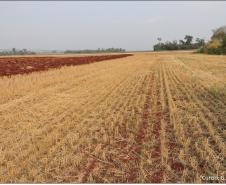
(148, 64), (165, 183)
(0, 54), (132, 77)
(159, 62), (185, 182)
(163, 62), (204, 181)
(126, 72), (154, 182)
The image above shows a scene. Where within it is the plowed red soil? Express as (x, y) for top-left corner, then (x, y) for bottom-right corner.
(0, 54), (132, 77)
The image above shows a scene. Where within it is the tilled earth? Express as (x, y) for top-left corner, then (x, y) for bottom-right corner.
(0, 54), (132, 76)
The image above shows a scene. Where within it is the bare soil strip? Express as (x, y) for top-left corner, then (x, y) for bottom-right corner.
(0, 54), (132, 77)
(126, 73), (154, 182)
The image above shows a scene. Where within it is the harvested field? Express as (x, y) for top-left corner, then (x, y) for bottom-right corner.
(0, 54), (132, 77)
(0, 52), (225, 183)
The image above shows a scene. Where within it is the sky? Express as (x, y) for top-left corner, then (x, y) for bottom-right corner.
(0, 1), (226, 51)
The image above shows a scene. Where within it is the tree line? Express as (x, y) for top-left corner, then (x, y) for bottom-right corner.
(153, 35), (205, 51)
(0, 48), (36, 56)
(64, 48), (126, 54)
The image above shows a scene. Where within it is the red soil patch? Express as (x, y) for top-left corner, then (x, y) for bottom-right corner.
(168, 142), (177, 150)
(151, 145), (161, 158)
(126, 167), (139, 182)
(150, 170), (164, 183)
(80, 158), (97, 182)
(171, 161), (185, 171)
(0, 54), (132, 77)
(126, 75), (153, 182)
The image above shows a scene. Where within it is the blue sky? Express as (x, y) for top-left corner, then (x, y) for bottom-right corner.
(0, 1), (226, 51)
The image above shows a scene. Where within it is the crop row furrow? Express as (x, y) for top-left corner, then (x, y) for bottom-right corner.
(168, 61), (225, 153)
(173, 60), (226, 132)
(164, 62), (225, 182)
(160, 62), (186, 182)
(176, 57), (226, 106)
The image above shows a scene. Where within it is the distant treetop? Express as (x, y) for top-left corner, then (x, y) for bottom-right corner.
(64, 48), (126, 54)
(0, 48), (36, 56)
(153, 35), (204, 51)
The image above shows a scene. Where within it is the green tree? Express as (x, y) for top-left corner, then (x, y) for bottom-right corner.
(179, 40), (185, 45)
(222, 36), (226, 54)
(196, 38), (205, 47)
(157, 37), (162, 43)
(184, 35), (193, 45)
(12, 48), (16, 54)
